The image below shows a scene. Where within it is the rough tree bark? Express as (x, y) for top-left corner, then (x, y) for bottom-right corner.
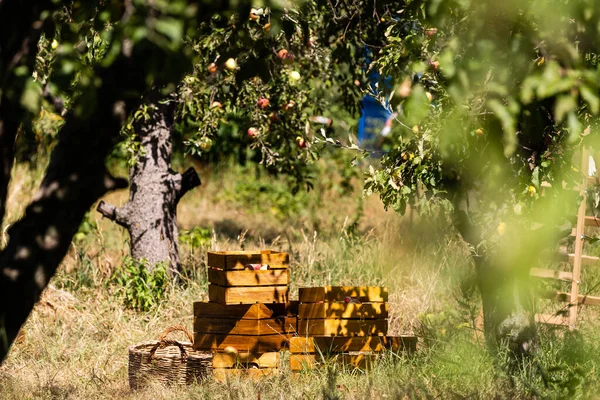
(452, 190), (536, 357)
(0, 39), (190, 365)
(97, 95), (200, 275)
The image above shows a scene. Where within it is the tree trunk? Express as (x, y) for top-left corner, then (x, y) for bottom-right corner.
(0, 0), (52, 223)
(97, 96), (200, 275)
(452, 191), (536, 356)
(475, 255), (536, 356)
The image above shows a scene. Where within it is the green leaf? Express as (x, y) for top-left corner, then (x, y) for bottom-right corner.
(487, 99), (517, 156)
(580, 85), (599, 114)
(554, 94), (576, 123)
(404, 84), (429, 126)
(20, 79), (41, 113)
(154, 18), (183, 44)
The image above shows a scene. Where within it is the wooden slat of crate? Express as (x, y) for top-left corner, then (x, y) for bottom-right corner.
(208, 268), (290, 287)
(193, 301), (298, 319)
(297, 319), (387, 336)
(209, 284), (289, 304)
(212, 352), (279, 369)
(289, 335), (417, 354)
(193, 333), (293, 353)
(212, 368), (277, 382)
(194, 316), (297, 335)
(298, 302), (388, 319)
(298, 286), (388, 303)
(207, 250), (289, 270)
(290, 353), (379, 371)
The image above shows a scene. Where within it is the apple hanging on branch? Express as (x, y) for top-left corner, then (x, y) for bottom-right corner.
(247, 127), (260, 139)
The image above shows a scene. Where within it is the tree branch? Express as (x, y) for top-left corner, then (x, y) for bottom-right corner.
(97, 200), (129, 228)
(175, 167), (201, 203)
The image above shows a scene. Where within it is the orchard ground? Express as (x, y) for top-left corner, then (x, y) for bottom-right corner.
(1, 160), (600, 399)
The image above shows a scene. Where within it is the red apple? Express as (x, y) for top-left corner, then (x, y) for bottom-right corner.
(295, 136), (306, 148)
(208, 62), (217, 74)
(278, 49), (294, 65)
(210, 101), (222, 109)
(425, 28), (438, 38)
(257, 97), (270, 109)
(263, 23), (271, 33)
(247, 127), (259, 138)
(282, 101), (295, 111)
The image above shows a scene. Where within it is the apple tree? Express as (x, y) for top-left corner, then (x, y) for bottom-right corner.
(0, 0), (265, 362)
(364, 0), (600, 353)
(96, 0), (395, 273)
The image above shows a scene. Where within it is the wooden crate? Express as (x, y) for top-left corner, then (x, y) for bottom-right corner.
(208, 284), (290, 304)
(194, 333), (294, 353)
(298, 302), (388, 319)
(212, 352), (279, 369)
(297, 319), (387, 336)
(208, 268), (290, 287)
(207, 250), (289, 270)
(289, 336), (417, 354)
(297, 286), (388, 336)
(193, 301), (298, 320)
(298, 286), (388, 303)
(193, 302), (298, 353)
(194, 316), (297, 335)
(288, 335), (417, 371)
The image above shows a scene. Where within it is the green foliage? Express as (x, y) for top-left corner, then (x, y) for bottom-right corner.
(111, 257), (168, 312)
(179, 226), (212, 248)
(225, 171), (312, 221)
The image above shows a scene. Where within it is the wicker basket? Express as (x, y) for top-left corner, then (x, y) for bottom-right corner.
(128, 325), (212, 389)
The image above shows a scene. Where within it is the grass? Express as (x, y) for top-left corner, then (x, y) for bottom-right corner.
(2, 160), (600, 399)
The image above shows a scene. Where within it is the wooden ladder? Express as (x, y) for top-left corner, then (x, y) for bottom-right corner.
(531, 147), (600, 330)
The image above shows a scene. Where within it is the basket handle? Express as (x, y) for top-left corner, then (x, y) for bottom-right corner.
(148, 325), (193, 360)
(158, 325), (193, 343)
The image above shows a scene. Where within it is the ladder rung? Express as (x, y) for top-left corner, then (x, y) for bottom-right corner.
(557, 252), (600, 265)
(585, 216), (600, 228)
(535, 313), (568, 326)
(530, 268), (573, 282)
(550, 292), (600, 306)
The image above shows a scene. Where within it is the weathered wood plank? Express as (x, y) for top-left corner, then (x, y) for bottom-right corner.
(193, 333), (293, 353)
(289, 335), (417, 354)
(298, 302), (388, 319)
(530, 268), (573, 282)
(194, 316), (296, 335)
(207, 250), (289, 270)
(297, 319), (388, 336)
(193, 301), (297, 319)
(208, 284), (289, 304)
(298, 286), (388, 303)
(207, 268), (289, 287)
(556, 252), (600, 266)
(535, 313), (568, 326)
(545, 291), (600, 306)
(290, 353), (379, 371)
(212, 352), (279, 369)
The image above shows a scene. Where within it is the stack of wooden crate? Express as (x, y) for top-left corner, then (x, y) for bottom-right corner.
(193, 250), (297, 379)
(289, 286), (417, 371)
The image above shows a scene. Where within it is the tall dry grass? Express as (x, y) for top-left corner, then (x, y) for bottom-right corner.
(1, 161), (600, 399)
